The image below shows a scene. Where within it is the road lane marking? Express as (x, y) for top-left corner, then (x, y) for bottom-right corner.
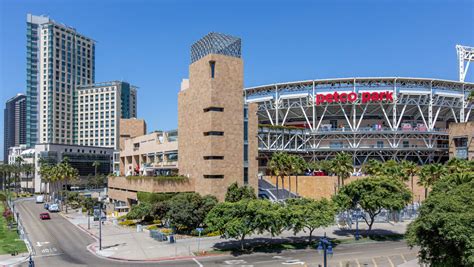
(282, 259), (305, 265)
(387, 256), (395, 267)
(36, 241), (50, 247)
(401, 254), (407, 262)
(372, 258), (378, 267)
(224, 259), (248, 265)
(193, 257), (203, 267)
(355, 258), (361, 267)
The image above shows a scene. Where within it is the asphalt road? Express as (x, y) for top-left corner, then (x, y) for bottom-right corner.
(15, 199), (419, 267)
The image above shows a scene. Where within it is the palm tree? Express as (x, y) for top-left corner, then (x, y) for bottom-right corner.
(362, 159), (383, 176)
(268, 152), (291, 200)
(92, 161), (100, 177)
(23, 163), (34, 194)
(446, 158), (468, 174)
(14, 157), (25, 194)
(289, 155), (306, 197)
(401, 160), (419, 203)
(331, 152), (353, 188)
(383, 160), (406, 181)
(418, 163), (446, 199)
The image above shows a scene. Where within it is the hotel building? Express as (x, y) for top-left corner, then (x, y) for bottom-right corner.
(76, 81), (137, 150)
(26, 14), (96, 145)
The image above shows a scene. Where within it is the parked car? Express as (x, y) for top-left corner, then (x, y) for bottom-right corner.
(48, 204), (59, 212)
(36, 195), (44, 203)
(44, 203), (49, 210)
(40, 212), (51, 220)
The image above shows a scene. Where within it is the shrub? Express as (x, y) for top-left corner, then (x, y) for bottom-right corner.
(125, 176), (189, 183)
(118, 220), (136, 227)
(126, 202), (152, 220)
(153, 219), (161, 225)
(206, 231), (221, 237)
(160, 228), (172, 234)
(146, 225), (158, 230)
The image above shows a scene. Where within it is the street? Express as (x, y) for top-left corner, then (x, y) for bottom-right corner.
(16, 199), (418, 266)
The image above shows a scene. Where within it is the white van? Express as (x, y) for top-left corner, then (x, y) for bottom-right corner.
(36, 195), (44, 203)
(48, 203), (59, 212)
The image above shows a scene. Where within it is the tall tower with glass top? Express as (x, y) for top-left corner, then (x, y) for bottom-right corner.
(178, 33), (258, 201)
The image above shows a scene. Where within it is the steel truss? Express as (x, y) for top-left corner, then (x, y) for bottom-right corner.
(245, 78), (473, 165)
(257, 127), (448, 165)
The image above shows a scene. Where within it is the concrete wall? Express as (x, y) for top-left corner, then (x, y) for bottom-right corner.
(265, 175), (427, 202)
(448, 121), (474, 160)
(178, 53), (257, 201)
(119, 118), (147, 150)
(108, 176), (195, 204)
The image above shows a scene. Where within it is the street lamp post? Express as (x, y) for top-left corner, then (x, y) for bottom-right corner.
(317, 232), (333, 267)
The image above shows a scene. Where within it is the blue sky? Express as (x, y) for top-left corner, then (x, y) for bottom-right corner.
(0, 0), (473, 160)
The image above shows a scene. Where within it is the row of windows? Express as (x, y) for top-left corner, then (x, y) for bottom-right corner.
(79, 87), (117, 95)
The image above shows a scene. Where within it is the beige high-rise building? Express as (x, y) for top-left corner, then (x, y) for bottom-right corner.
(178, 33), (258, 201)
(76, 81), (137, 150)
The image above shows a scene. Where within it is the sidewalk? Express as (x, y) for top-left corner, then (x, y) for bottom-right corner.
(62, 209), (412, 262)
(0, 252), (29, 267)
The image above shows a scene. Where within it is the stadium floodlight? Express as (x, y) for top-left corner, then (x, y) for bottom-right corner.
(456, 45), (474, 82)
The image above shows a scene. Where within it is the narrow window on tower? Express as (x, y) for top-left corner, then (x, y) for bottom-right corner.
(209, 61), (216, 78)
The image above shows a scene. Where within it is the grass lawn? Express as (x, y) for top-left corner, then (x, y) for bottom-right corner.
(0, 203), (28, 255)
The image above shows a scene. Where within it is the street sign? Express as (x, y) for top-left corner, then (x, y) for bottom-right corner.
(196, 227), (204, 233)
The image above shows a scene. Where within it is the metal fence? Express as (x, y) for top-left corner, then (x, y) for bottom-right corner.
(336, 203), (420, 230)
(8, 199), (35, 256)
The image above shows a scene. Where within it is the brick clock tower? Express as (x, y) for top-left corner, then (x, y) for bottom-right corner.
(178, 33), (258, 201)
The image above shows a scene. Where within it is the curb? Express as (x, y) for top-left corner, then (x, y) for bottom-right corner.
(0, 254), (30, 267)
(87, 243), (226, 263)
(61, 212), (226, 263)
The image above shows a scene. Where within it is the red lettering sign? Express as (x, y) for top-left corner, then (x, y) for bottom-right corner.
(315, 91), (393, 105)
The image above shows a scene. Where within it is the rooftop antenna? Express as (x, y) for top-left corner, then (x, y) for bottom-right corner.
(456, 45), (474, 82)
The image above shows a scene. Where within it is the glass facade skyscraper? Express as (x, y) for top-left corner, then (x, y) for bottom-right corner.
(26, 14), (95, 146)
(4, 94), (27, 163)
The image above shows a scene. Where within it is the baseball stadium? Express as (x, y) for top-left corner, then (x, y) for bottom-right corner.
(245, 77), (474, 168)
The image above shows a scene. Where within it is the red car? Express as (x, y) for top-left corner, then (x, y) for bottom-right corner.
(40, 212), (51, 220)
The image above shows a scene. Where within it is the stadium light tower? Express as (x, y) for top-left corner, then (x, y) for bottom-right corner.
(457, 45), (474, 82)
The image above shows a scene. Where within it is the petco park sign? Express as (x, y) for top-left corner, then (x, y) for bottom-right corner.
(315, 91), (393, 105)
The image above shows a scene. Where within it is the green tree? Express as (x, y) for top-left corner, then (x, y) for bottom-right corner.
(331, 152), (353, 188)
(92, 161), (100, 177)
(166, 193), (218, 232)
(268, 152), (291, 199)
(225, 182), (256, 202)
(362, 159), (383, 176)
(13, 157), (25, 194)
(205, 199), (282, 250)
(445, 158), (469, 174)
(401, 160), (419, 202)
(286, 197), (336, 243)
(289, 155), (306, 197)
(333, 176), (411, 235)
(126, 202), (153, 220)
(382, 160), (406, 181)
(406, 172), (474, 266)
(23, 163), (34, 194)
(418, 163), (446, 199)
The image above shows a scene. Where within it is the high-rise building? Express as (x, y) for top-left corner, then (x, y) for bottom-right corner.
(26, 14), (95, 146)
(4, 94), (27, 163)
(76, 81), (137, 150)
